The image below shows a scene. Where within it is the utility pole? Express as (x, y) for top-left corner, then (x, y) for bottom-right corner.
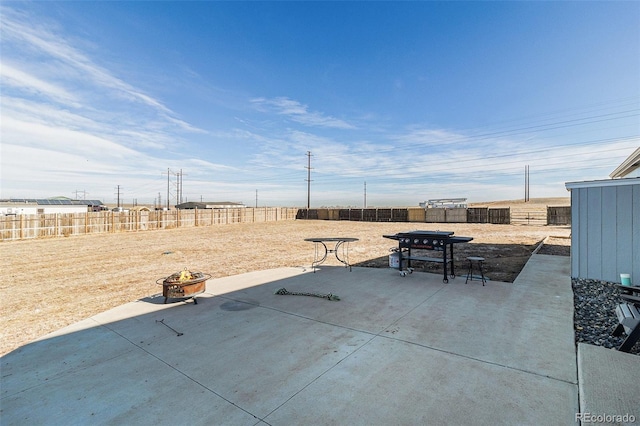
(115, 185), (122, 208)
(178, 169), (183, 204)
(73, 190), (87, 200)
(255, 189), (258, 208)
(162, 169), (187, 209)
(305, 151), (313, 209)
(364, 181), (367, 208)
(163, 169), (176, 209)
(165, 168), (170, 210)
(524, 165), (530, 202)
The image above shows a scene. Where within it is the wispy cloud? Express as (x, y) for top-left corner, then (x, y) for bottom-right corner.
(251, 97), (356, 129)
(391, 127), (469, 148)
(1, 63), (81, 106)
(0, 6), (205, 144)
(2, 9), (174, 119)
(0, 6), (216, 202)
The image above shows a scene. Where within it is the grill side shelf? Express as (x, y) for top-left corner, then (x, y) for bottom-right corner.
(403, 256), (450, 264)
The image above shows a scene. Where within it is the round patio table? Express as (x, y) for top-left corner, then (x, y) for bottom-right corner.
(304, 237), (358, 272)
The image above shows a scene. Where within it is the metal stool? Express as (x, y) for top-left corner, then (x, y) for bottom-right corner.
(465, 256), (486, 285)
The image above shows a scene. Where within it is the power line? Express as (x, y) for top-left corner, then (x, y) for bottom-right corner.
(305, 140), (637, 186)
(314, 111), (638, 162)
(197, 131), (637, 188)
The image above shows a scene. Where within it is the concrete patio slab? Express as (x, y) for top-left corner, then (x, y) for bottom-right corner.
(0, 256), (587, 425)
(3, 346), (258, 425)
(265, 336), (577, 425)
(385, 255), (577, 382)
(577, 343), (639, 425)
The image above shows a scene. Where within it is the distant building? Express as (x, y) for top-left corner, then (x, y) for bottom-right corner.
(0, 198), (105, 215)
(419, 198), (468, 208)
(175, 201), (246, 210)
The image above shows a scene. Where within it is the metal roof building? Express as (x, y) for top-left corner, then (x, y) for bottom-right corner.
(0, 199), (106, 215)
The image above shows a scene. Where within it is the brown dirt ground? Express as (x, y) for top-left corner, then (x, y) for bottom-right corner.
(0, 200), (571, 356)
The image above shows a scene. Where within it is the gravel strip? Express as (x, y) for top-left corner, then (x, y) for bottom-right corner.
(572, 278), (639, 355)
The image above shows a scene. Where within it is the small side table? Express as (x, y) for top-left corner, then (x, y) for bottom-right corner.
(465, 256), (486, 286)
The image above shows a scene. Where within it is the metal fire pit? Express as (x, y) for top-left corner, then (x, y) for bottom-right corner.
(156, 270), (211, 304)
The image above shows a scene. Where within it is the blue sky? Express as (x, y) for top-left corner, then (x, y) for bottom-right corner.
(1, 1), (638, 207)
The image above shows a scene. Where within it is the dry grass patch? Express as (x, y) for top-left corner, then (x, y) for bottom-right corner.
(0, 217), (570, 356)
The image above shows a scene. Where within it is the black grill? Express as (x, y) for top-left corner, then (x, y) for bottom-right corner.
(384, 230), (473, 283)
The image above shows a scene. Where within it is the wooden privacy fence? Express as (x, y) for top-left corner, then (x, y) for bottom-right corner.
(510, 209), (546, 226)
(0, 207), (299, 241)
(295, 206), (568, 225)
(547, 206), (571, 225)
(466, 207), (511, 224)
(509, 205), (571, 226)
(296, 207), (512, 224)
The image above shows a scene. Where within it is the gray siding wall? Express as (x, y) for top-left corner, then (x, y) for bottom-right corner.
(571, 182), (640, 283)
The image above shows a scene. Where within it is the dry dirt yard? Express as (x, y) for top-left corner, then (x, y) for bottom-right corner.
(0, 210), (570, 356)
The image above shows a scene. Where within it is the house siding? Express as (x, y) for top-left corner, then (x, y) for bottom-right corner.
(570, 179), (639, 283)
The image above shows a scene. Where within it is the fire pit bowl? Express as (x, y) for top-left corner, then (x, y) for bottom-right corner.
(156, 269), (211, 304)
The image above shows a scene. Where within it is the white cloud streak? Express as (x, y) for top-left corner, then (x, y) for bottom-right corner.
(1, 62), (81, 106)
(251, 97), (356, 129)
(0, 6), (217, 201)
(0, 6), (205, 143)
